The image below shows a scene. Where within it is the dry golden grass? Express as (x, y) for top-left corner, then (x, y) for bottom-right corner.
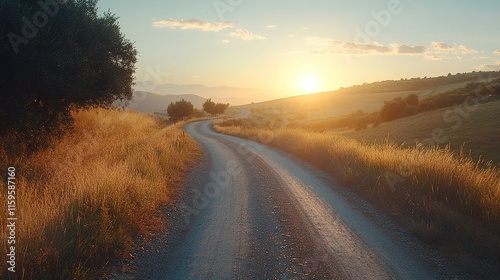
(0, 108), (200, 279)
(214, 122), (500, 264)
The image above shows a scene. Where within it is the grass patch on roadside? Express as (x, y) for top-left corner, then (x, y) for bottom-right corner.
(214, 120), (500, 275)
(0, 108), (200, 279)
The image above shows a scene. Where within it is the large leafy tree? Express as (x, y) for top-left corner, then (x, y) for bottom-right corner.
(0, 0), (137, 142)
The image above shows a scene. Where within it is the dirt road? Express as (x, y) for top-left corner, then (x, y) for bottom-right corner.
(132, 118), (456, 279)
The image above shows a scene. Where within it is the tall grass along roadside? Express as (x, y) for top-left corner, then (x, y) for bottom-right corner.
(0, 108), (200, 279)
(214, 121), (500, 273)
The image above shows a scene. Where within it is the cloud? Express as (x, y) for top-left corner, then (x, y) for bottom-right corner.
(456, 45), (477, 54)
(494, 50), (500, 55)
(305, 37), (423, 55)
(431, 42), (454, 51)
(331, 41), (392, 54)
(229, 28), (265, 41)
(476, 61), (500, 71)
(430, 41), (477, 55)
(303, 37), (477, 59)
(394, 44), (427, 54)
(267, 25), (278, 29)
(152, 19), (235, 32)
(153, 18), (265, 42)
(424, 55), (448, 61)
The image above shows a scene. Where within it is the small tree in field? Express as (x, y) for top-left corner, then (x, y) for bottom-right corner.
(167, 99), (194, 123)
(203, 98), (229, 116)
(202, 99), (216, 115)
(214, 103), (229, 115)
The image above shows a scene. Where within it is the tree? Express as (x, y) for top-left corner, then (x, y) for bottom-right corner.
(193, 108), (206, 118)
(167, 99), (194, 122)
(202, 99), (216, 115)
(404, 93), (419, 107)
(0, 0), (137, 143)
(379, 94), (420, 122)
(214, 102), (229, 115)
(203, 98), (229, 116)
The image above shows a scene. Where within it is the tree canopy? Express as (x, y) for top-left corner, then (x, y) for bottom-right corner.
(379, 94), (419, 122)
(167, 99), (194, 122)
(203, 99), (229, 116)
(0, 0), (137, 142)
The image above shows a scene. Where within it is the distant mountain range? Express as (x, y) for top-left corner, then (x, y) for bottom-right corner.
(134, 82), (285, 106)
(117, 91), (206, 113)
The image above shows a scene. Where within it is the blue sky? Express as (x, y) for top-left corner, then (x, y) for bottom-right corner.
(97, 0), (500, 96)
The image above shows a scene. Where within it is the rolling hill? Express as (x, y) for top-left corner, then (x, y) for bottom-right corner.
(237, 71), (500, 122)
(344, 98), (500, 165)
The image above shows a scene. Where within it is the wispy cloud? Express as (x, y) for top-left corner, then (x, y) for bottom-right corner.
(153, 18), (264, 42)
(394, 44), (427, 54)
(229, 28), (265, 41)
(430, 42), (454, 51)
(152, 19), (235, 32)
(305, 37), (423, 55)
(494, 50), (500, 55)
(430, 41), (477, 55)
(476, 61), (500, 71)
(303, 37), (477, 60)
(267, 25), (278, 29)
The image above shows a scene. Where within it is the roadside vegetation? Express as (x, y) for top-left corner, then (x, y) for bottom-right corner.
(0, 108), (200, 279)
(215, 97), (500, 276)
(1, 2), (214, 278)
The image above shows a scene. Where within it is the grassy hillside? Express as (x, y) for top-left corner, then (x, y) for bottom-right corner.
(345, 98), (500, 165)
(237, 71), (500, 122)
(0, 108), (200, 279)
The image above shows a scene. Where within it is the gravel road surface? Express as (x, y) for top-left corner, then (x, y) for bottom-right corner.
(130, 116), (460, 279)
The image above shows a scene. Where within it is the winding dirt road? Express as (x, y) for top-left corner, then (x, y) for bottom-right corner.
(132, 116), (457, 279)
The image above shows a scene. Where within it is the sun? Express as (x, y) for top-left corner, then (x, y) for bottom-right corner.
(300, 76), (319, 94)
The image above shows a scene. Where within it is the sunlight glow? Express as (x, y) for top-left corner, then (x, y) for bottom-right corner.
(300, 76), (320, 94)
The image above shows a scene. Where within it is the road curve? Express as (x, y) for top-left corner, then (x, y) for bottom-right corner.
(133, 118), (444, 279)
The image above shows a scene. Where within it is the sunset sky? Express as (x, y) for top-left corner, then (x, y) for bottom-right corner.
(97, 0), (500, 96)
